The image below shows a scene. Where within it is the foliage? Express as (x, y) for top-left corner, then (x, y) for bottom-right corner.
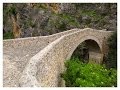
(60, 13), (80, 27)
(3, 31), (14, 39)
(106, 31), (117, 69)
(4, 4), (17, 17)
(24, 18), (36, 29)
(47, 13), (80, 33)
(81, 10), (104, 22)
(61, 57), (117, 87)
(59, 13), (80, 29)
(3, 4), (17, 25)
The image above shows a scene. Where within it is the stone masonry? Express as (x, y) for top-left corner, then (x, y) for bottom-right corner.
(3, 28), (113, 87)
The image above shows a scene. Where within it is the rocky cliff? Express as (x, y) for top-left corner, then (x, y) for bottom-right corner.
(3, 3), (117, 39)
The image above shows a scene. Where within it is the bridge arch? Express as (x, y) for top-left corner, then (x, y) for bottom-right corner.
(66, 35), (103, 64)
(3, 28), (113, 87)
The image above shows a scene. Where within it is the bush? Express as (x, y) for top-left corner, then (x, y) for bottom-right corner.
(106, 32), (117, 69)
(61, 57), (117, 87)
(3, 31), (14, 39)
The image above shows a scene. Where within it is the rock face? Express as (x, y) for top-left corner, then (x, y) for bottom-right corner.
(3, 3), (117, 39)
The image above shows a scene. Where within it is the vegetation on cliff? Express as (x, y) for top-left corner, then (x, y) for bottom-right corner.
(3, 3), (117, 39)
(106, 32), (117, 69)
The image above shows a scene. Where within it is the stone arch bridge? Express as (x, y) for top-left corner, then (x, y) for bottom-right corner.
(3, 28), (113, 87)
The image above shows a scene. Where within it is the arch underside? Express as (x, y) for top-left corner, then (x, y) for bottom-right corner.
(67, 35), (103, 64)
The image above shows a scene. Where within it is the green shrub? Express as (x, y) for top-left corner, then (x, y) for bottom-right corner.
(106, 32), (117, 69)
(4, 4), (17, 17)
(3, 31), (14, 39)
(61, 58), (117, 87)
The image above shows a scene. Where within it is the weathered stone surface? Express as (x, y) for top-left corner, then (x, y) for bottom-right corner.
(3, 28), (113, 87)
(3, 3), (116, 39)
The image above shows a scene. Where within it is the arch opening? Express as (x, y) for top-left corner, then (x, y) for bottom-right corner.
(71, 39), (102, 64)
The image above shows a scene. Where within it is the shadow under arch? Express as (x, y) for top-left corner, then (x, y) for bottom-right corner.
(66, 35), (103, 64)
